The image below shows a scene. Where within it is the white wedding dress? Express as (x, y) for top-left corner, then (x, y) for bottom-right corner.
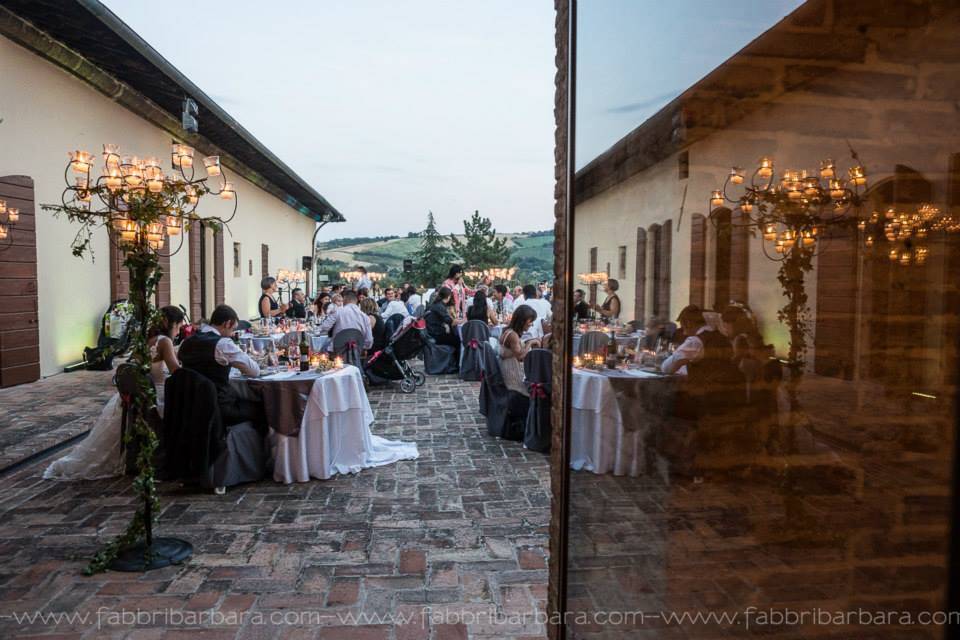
(44, 337), (172, 481)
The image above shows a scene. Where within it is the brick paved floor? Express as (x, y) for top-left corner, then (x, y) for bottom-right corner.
(0, 372), (550, 639)
(0, 370), (116, 471)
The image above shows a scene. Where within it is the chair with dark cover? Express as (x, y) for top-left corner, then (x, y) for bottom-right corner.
(479, 342), (526, 441)
(523, 348), (552, 453)
(577, 330), (609, 356)
(162, 368), (265, 491)
(332, 328), (364, 369)
(459, 320), (490, 381)
(384, 313), (406, 339)
(114, 363), (163, 476)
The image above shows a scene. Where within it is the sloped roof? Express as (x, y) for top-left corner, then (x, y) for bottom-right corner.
(0, 0), (344, 223)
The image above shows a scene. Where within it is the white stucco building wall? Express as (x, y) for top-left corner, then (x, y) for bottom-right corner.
(0, 35), (317, 377)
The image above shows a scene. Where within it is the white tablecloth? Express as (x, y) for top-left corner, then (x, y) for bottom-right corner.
(570, 368), (662, 476)
(238, 366), (417, 483)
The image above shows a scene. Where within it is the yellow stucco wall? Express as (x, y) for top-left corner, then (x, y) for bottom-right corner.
(0, 35), (316, 377)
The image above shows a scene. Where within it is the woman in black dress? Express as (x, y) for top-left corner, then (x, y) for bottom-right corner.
(259, 276), (288, 320)
(425, 286), (461, 355)
(592, 278), (621, 322)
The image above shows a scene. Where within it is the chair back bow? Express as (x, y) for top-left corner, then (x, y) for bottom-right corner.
(529, 382), (549, 399)
(467, 339), (480, 350)
(345, 340), (358, 351)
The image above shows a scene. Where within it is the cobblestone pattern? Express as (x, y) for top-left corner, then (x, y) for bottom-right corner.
(0, 372), (550, 639)
(0, 370), (116, 471)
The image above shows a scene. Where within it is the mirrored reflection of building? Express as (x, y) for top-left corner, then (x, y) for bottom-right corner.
(558, 1), (960, 637)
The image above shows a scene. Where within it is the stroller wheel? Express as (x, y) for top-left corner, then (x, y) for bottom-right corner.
(399, 378), (417, 394)
(413, 371), (426, 386)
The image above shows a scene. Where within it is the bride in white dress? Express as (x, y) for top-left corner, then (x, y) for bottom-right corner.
(44, 306), (185, 481)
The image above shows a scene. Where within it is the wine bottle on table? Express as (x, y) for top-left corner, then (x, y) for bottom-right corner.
(299, 331), (310, 372)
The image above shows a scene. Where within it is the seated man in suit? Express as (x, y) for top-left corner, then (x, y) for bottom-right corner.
(178, 304), (264, 429)
(285, 288), (308, 319)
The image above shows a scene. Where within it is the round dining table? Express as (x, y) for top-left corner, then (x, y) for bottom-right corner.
(570, 366), (678, 477)
(230, 365), (418, 483)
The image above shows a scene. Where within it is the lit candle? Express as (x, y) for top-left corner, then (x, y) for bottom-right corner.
(146, 172), (164, 194)
(710, 190), (724, 207)
(802, 230), (815, 247)
(865, 235), (874, 247)
(888, 249), (899, 261)
(803, 176), (819, 196)
(171, 142), (194, 169)
(915, 247), (928, 264)
(758, 156), (774, 178)
(165, 214), (182, 235)
(848, 165), (867, 186)
(857, 219), (866, 231)
(6, 207), (18, 223)
(69, 150), (93, 174)
(899, 251), (911, 266)
(334, 355), (344, 369)
(0, 200), (5, 214)
(729, 167), (744, 185)
(829, 179), (844, 199)
(185, 185), (199, 205)
(102, 144), (121, 171)
(741, 200), (753, 213)
(820, 158), (835, 179)
(220, 182), (235, 200)
(105, 168), (123, 192)
(120, 220), (138, 242)
(0, 225), (6, 240)
(763, 224), (777, 241)
(203, 155), (221, 177)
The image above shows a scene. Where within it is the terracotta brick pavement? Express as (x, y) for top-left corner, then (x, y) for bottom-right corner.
(0, 370), (116, 471)
(0, 372), (550, 639)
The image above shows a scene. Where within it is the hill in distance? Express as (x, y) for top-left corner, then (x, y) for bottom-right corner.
(317, 230), (554, 283)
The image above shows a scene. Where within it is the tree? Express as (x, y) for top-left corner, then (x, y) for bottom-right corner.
(409, 211), (456, 287)
(449, 210), (512, 272)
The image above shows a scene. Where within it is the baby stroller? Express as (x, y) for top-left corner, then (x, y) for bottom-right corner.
(364, 318), (428, 393)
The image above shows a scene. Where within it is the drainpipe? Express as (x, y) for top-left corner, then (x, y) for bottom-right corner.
(308, 221), (329, 298)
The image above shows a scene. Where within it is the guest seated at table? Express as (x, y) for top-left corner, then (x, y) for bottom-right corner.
(660, 304), (736, 380)
(467, 290), (498, 325)
(357, 287), (370, 302)
(491, 285), (513, 319)
(317, 290), (374, 351)
(425, 286), (462, 356)
(314, 292), (331, 317)
(516, 284), (552, 338)
(405, 286), (422, 312)
(179, 304), (265, 430)
(285, 288), (308, 319)
(381, 288), (410, 319)
(591, 278), (621, 322)
(330, 293), (344, 311)
(499, 305), (540, 397)
(573, 289), (591, 321)
(360, 297), (389, 352)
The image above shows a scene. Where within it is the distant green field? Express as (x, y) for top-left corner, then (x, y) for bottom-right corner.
(318, 231), (555, 282)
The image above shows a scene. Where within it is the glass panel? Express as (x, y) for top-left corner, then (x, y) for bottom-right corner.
(567, 1), (959, 637)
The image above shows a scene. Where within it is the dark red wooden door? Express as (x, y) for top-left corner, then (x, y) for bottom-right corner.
(0, 175), (40, 387)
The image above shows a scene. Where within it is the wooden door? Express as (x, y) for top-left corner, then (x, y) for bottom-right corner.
(0, 176), (40, 387)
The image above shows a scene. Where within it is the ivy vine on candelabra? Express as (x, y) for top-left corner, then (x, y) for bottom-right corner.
(41, 141), (238, 574)
(708, 151), (868, 402)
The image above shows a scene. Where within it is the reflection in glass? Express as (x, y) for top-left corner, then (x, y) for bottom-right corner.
(566, 1), (959, 637)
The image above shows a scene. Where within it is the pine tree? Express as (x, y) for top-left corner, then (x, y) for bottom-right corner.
(449, 210), (512, 273)
(409, 211), (457, 287)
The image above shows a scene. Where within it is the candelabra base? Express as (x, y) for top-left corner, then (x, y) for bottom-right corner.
(109, 537), (193, 572)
